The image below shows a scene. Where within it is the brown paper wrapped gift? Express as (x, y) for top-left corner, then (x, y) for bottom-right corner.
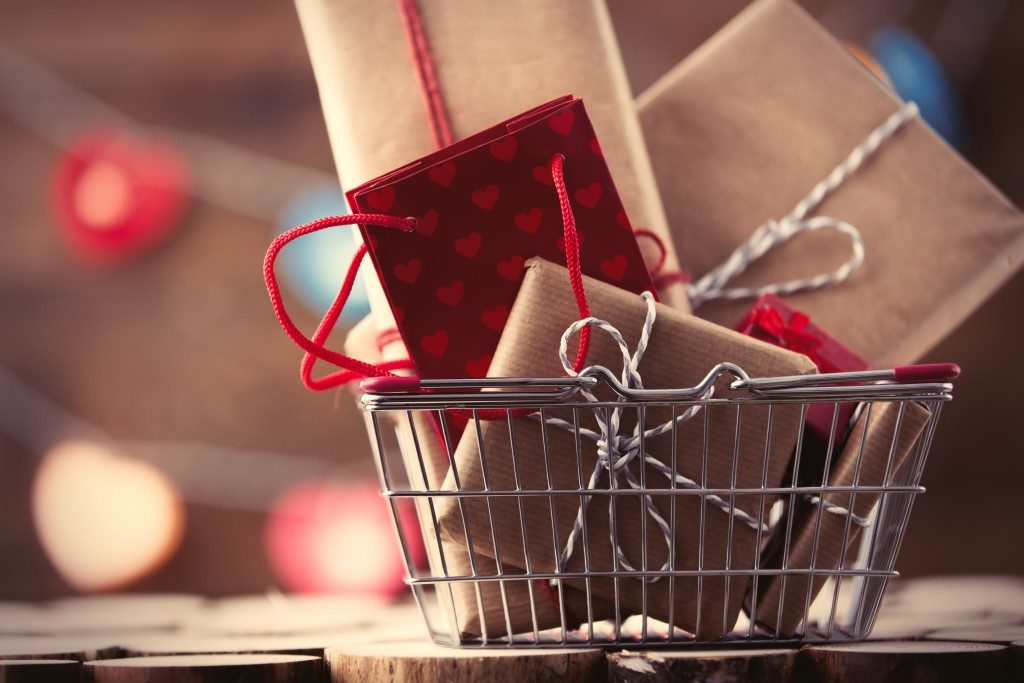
(751, 399), (933, 635)
(637, 0), (1024, 367)
(435, 259), (817, 638)
(345, 316), (609, 638)
(296, 0), (688, 351)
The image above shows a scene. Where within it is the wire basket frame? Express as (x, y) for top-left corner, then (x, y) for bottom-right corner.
(360, 363), (953, 648)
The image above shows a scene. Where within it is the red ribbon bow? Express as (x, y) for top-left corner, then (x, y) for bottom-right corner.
(753, 306), (829, 367)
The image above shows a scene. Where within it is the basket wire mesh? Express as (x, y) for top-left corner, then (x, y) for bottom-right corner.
(360, 364), (952, 648)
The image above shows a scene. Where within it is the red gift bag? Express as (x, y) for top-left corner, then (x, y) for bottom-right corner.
(345, 95), (655, 381)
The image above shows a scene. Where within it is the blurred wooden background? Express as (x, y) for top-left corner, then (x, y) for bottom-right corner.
(0, 0), (1020, 598)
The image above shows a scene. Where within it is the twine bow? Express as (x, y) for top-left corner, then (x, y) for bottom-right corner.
(686, 102), (919, 310)
(539, 292), (767, 579)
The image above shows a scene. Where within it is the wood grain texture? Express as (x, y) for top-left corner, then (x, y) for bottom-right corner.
(798, 641), (1009, 682)
(84, 654), (321, 683)
(608, 648), (797, 682)
(326, 640), (606, 683)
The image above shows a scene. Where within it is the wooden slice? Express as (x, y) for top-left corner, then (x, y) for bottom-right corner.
(608, 648), (797, 682)
(120, 633), (345, 658)
(326, 640), (606, 683)
(0, 660), (80, 683)
(0, 636), (121, 661)
(799, 641), (1008, 682)
(84, 654), (321, 682)
(925, 625), (1024, 644)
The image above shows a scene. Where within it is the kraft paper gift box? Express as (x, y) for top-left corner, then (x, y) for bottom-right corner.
(435, 259), (818, 638)
(296, 0), (688, 364)
(637, 0), (1024, 368)
(751, 399), (933, 635)
(345, 316), (610, 638)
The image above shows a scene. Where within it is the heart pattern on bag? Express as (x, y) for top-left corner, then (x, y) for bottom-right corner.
(427, 161), (457, 187)
(421, 329), (449, 357)
(514, 208), (543, 234)
(471, 184), (500, 210)
(480, 304), (510, 331)
(454, 232), (482, 258)
(436, 280), (464, 307)
(497, 255), (525, 281)
(489, 137), (517, 163)
(349, 98), (653, 390)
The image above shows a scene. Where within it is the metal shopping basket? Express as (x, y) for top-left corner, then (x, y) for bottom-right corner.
(360, 361), (957, 648)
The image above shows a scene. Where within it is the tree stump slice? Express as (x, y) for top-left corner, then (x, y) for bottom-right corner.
(0, 659), (81, 683)
(0, 636), (121, 661)
(120, 633), (344, 658)
(608, 647), (798, 682)
(798, 640), (1008, 682)
(326, 641), (606, 683)
(84, 654), (321, 682)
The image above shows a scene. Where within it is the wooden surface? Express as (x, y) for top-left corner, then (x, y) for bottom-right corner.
(85, 654), (322, 683)
(0, 576), (1020, 681)
(608, 648), (797, 682)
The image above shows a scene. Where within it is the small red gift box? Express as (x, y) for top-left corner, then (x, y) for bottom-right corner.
(737, 294), (870, 451)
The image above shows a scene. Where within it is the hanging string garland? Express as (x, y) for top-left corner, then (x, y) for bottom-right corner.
(0, 40), (368, 318)
(53, 129), (191, 265)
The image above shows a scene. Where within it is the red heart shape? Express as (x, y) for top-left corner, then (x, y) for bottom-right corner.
(52, 130), (190, 265)
(416, 209), (439, 236)
(427, 161), (456, 187)
(481, 304), (510, 331)
(514, 208), (542, 234)
(600, 254), (629, 281)
(421, 329), (449, 357)
(393, 258), (422, 283)
(548, 108), (575, 136)
(616, 210), (632, 231)
(436, 280), (464, 307)
(366, 187), (396, 211)
(532, 165), (553, 186)
(465, 355), (492, 378)
(497, 255), (525, 281)
(454, 232), (482, 258)
(590, 138), (604, 157)
(575, 182), (602, 208)
(489, 137), (517, 163)
(471, 184), (500, 210)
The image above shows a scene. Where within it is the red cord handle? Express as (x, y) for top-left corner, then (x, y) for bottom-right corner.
(263, 155), (591, 392)
(263, 213), (416, 390)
